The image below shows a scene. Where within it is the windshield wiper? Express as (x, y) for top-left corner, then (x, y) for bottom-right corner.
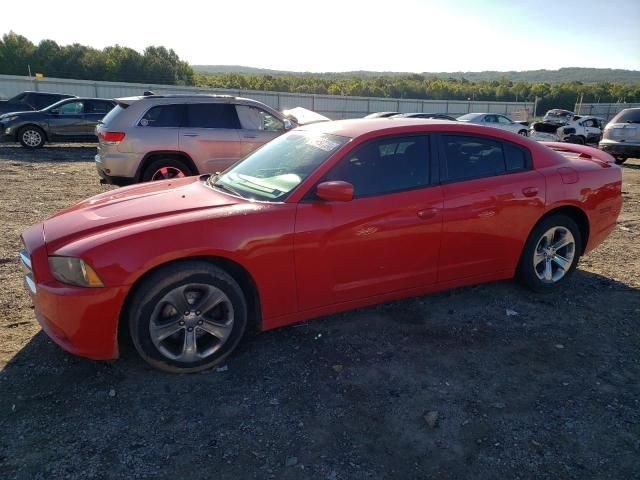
(212, 180), (243, 198)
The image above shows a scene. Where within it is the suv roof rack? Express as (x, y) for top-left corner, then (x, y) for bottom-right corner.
(139, 93), (236, 99)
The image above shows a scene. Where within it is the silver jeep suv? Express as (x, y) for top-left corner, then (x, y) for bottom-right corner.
(95, 94), (295, 185)
(599, 107), (640, 165)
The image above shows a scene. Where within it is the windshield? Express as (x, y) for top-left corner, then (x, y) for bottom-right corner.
(610, 108), (640, 124)
(456, 113), (482, 122)
(211, 130), (349, 201)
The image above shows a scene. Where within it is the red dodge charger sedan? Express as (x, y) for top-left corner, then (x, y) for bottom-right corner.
(20, 118), (622, 372)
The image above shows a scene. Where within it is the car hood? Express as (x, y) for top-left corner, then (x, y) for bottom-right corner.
(44, 176), (244, 250)
(0, 109), (36, 119)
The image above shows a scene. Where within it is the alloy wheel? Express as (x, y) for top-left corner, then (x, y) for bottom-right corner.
(22, 129), (42, 147)
(149, 283), (235, 363)
(533, 226), (576, 283)
(151, 166), (186, 181)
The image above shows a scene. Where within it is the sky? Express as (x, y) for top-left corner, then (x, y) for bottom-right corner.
(2, 0), (639, 72)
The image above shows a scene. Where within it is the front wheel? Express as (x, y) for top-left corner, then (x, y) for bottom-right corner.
(18, 126), (46, 148)
(517, 215), (582, 292)
(518, 129), (528, 136)
(128, 261), (248, 373)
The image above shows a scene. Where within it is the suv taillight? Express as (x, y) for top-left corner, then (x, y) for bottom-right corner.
(98, 131), (125, 143)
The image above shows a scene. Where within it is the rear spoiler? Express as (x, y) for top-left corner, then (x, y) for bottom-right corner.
(541, 142), (615, 164)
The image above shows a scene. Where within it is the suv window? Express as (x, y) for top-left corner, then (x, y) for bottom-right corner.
(324, 135), (430, 197)
(610, 109), (640, 124)
(236, 105), (284, 131)
(139, 104), (184, 127)
(185, 103), (241, 129)
(442, 135), (530, 182)
(57, 100), (84, 115)
(85, 100), (114, 115)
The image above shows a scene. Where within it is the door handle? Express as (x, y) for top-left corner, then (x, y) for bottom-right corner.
(243, 134), (258, 139)
(522, 187), (538, 197)
(182, 133), (199, 137)
(417, 208), (438, 220)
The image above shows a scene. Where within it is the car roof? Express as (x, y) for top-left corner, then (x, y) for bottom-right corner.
(299, 117), (464, 137)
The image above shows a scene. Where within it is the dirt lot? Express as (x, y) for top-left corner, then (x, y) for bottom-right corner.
(0, 143), (638, 479)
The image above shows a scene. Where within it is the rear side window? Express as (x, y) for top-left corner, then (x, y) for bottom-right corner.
(324, 135), (430, 197)
(185, 103), (241, 129)
(86, 100), (114, 115)
(442, 135), (530, 182)
(610, 109), (640, 124)
(139, 104), (184, 127)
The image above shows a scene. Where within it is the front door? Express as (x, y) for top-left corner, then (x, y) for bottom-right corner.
(48, 100), (86, 138)
(294, 134), (443, 310)
(180, 103), (243, 173)
(436, 133), (546, 282)
(235, 105), (284, 156)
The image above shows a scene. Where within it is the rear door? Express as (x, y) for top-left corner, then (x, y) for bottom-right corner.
(83, 100), (115, 137)
(235, 105), (285, 155)
(180, 103), (243, 173)
(437, 133), (546, 282)
(48, 100), (86, 138)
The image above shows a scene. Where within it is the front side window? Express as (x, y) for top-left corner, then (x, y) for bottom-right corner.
(442, 135), (530, 182)
(236, 105), (284, 132)
(185, 103), (241, 129)
(57, 101), (84, 115)
(212, 131), (348, 201)
(139, 104), (184, 127)
(323, 135), (430, 198)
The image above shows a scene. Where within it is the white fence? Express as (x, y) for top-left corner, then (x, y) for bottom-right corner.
(0, 74), (535, 119)
(575, 102), (640, 120)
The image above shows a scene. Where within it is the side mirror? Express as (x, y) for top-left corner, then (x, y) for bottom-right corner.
(283, 119), (294, 130)
(316, 181), (354, 202)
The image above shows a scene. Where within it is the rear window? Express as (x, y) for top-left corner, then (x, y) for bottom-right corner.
(139, 104), (184, 128)
(100, 104), (127, 127)
(185, 103), (241, 129)
(610, 109), (640, 124)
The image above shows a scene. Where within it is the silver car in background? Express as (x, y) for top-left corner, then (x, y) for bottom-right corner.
(456, 112), (529, 136)
(599, 107), (640, 165)
(95, 94), (297, 185)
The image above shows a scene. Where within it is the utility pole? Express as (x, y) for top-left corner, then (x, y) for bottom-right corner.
(27, 65), (32, 77)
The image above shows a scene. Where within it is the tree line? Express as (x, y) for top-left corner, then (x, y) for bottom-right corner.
(0, 32), (194, 85)
(1, 32), (638, 113)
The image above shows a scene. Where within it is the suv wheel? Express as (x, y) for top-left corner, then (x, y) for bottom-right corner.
(142, 158), (193, 182)
(18, 126), (46, 149)
(128, 261), (248, 373)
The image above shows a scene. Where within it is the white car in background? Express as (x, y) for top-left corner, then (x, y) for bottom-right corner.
(456, 113), (529, 136)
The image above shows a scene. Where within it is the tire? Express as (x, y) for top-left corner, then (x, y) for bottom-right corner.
(614, 157), (627, 165)
(141, 158), (193, 182)
(518, 129), (528, 137)
(567, 135), (585, 145)
(18, 126), (46, 149)
(128, 261), (248, 373)
(517, 214), (582, 292)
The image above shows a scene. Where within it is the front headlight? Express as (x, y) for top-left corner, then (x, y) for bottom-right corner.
(1, 115), (18, 122)
(48, 256), (104, 287)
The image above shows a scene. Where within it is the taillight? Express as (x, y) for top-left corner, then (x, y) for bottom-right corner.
(98, 131), (125, 143)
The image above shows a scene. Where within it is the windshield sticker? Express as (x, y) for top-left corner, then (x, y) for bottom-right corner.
(305, 135), (340, 152)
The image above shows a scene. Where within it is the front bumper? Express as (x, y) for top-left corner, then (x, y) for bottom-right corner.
(599, 141), (640, 159)
(20, 224), (127, 360)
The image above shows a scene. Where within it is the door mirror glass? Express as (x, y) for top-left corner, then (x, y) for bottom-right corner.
(283, 118), (294, 130)
(316, 181), (354, 202)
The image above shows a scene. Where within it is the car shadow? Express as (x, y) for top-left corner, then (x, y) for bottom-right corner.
(1, 268), (638, 479)
(0, 144), (97, 163)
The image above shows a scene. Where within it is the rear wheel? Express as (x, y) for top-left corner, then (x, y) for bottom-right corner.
(567, 135), (585, 145)
(18, 126), (45, 148)
(128, 261), (248, 373)
(614, 157), (627, 165)
(517, 215), (582, 292)
(142, 158), (193, 182)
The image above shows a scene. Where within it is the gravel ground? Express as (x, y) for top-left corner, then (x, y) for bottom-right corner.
(0, 143), (638, 479)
